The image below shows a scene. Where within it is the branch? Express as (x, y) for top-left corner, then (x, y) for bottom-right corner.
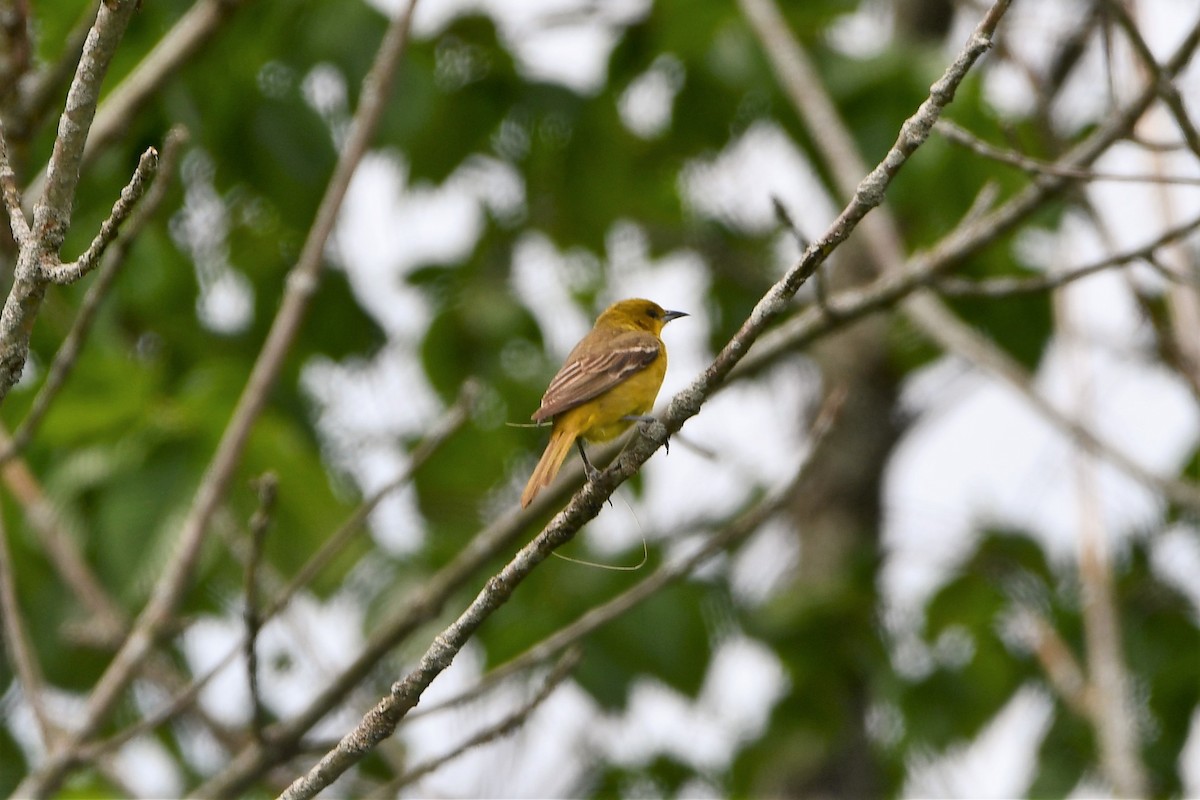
(15, 4), (424, 794)
(0, 123), (28, 242)
(0, 496), (57, 749)
(245, 472), (278, 744)
(0, 126), (187, 465)
(1018, 608), (1092, 719)
(22, 0), (248, 204)
(1058, 278), (1149, 797)
(41, 144), (160, 284)
(735, 8), (1200, 514)
(0, 0), (139, 405)
(1105, 0), (1200, 161)
(411, 388), (845, 724)
(33, 0), (138, 249)
(13, 1), (96, 139)
(936, 119), (1200, 185)
(934, 210), (1200, 297)
(274, 7), (1004, 795)
(373, 648), (583, 796)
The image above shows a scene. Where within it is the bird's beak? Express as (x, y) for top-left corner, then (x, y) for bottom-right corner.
(662, 310), (688, 324)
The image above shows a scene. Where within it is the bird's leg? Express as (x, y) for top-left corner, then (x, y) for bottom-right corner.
(577, 440), (613, 507)
(576, 439), (602, 482)
(622, 414), (669, 454)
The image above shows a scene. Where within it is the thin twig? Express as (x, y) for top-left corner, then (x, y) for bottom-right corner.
(0, 122), (29, 243)
(1105, 0), (1200, 161)
(42, 145), (160, 284)
(263, 379), (478, 624)
(15, 1), (98, 139)
(0, 495), (58, 748)
(935, 210), (1200, 297)
(374, 648), (583, 796)
(1020, 609), (1092, 718)
(735, 5), (1200, 514)
(0, 126), (187, 465)
(1056, 262), (1149, 798)
(245, 472), (278, 745)
(0, 0), (140, 404)
(936, 119), (1200, 185)
(22, 0), (250, 204)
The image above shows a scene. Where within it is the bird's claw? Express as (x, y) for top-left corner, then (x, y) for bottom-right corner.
(634, 415), (669, 454)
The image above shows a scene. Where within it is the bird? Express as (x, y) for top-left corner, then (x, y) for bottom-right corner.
(520, 298), (687, 508)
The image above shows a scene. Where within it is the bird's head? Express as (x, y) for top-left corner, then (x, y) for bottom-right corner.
(596, 298), (688, 334)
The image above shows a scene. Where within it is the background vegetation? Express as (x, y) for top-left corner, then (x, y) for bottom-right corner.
(1, 0), (1198, 797)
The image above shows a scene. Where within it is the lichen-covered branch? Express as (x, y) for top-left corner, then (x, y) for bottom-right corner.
(274, 5), (1009, 797)
(0, 0), (139, 404)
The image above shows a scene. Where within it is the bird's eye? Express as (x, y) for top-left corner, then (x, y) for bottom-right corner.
(645, 308), (658, 318)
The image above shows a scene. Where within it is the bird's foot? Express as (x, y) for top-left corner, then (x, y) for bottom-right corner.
(577, 440), (612, 505)
(622, 414), (669, 454)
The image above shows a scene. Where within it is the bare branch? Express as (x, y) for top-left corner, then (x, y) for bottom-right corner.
(263, 380), (477, 621)
(245, 472), (279, 745)
(936, 119), (1200, 185)
(0, 0), (139, 404)
(1105, 0), (1200, 161)
(0, 122), (28, 242)
(42, 144), (160, 284)
(0, 126), (187, 465)
(935, 210), (1200, 297)
(15, 2), (97, 138)
(34, 0), (138, 250)
(735, 8), (1200, 515)
(0, 496), (58, 749)
(13, 2), (424, 795)
(376, 648), (583, 795)
(274, 11), (1004, 793)
(1020, 609), (1093, 719)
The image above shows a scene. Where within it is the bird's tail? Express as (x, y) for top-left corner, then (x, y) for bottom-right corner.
(521, 427), (575, 508)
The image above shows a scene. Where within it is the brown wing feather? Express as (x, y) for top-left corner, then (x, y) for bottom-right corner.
(532, 330), (660, 421)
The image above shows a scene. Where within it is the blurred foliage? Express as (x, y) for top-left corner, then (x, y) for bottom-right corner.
(0, 0), (1194, 797)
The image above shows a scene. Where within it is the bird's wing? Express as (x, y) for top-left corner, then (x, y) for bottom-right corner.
(532, 330), (660, 421)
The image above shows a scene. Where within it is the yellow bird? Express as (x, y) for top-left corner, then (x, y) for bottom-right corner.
(520, 298), (687, 508)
